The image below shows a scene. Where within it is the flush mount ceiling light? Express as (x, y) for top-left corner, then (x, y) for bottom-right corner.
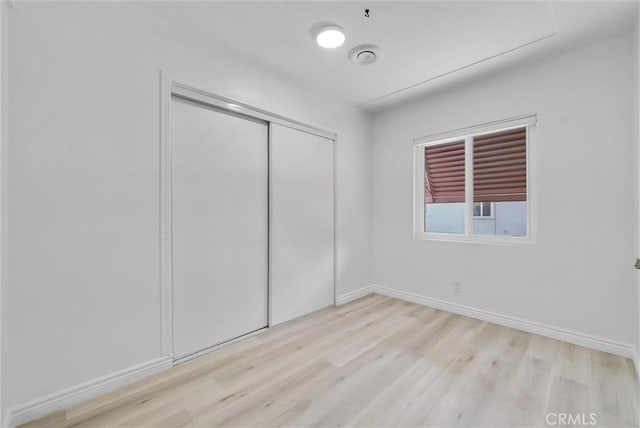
(315, 25), (346, 49)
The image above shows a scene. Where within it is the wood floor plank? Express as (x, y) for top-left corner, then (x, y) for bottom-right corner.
(291, 310), (448, 427)
(479, 355), (554, 427)
(190, 360), (336, 426)
(21, 294), (640, 428)
(20, 411), (66, 428)
(555, 342), (591, 385)
(430, 328), (532, 427)
(72, 369), (222, 427)
(346, 356), (444, 427)
(545, 376), (591, 421)
(589, 350), (639, 427)
(527, 334), (561, 363)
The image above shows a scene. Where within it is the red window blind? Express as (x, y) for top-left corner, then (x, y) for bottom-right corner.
(473, 127), (527, 202)
(424, 140), (465, 203)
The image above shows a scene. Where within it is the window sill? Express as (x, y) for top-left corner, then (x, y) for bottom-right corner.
(415, 233), (535, 246)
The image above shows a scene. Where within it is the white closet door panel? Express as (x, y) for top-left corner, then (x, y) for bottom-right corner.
(270, 124), (334, 326)
(172, 96), (268, 359)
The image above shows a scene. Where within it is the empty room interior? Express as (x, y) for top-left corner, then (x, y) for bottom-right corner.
(1, 0), (640, 427)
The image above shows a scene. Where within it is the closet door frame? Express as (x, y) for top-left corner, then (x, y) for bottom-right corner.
(159, 71), (337, 362)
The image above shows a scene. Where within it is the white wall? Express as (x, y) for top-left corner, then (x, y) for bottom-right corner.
(5, 2), (372, 410)
(634, 11), (640, 372)
(0, 0), (7, 423)
(373, 33), (637, 347)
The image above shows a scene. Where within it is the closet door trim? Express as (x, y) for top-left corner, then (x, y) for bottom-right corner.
(159, 72), (337, 361)
(172, 82), (336, 141)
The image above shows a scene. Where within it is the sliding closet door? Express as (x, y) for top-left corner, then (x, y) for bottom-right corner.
(171, 96), (268, 359)
(270, 124), (335, 326)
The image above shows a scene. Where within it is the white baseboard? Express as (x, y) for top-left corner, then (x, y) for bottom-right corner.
(338, 284), (634, 359)
(9, 356), (173, 427)
(335, 286), (376, 306)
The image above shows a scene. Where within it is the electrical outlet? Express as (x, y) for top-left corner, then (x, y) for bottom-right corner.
(453, 281), (462, 293)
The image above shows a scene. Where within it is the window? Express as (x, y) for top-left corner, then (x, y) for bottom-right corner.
(474, 202), (493, 218)
(414, 115), (535, 243)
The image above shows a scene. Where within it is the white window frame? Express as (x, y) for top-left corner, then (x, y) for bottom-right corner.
(473, 202), (494, 219)
(413, 114), (536, 245)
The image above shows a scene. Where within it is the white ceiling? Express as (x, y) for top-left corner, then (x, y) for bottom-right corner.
(145, 1), (639, 111)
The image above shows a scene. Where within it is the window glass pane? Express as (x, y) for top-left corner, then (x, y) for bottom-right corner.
(473, 201), (527, 236)
(473, 128), (527, 236)
(473, 203), (481, 217)
(424, 140), (465, 234)
(482, 202), (491, 217)
(425, 202), (465, 233)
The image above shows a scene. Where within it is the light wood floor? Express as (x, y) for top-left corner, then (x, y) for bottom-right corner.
(24, 294), (639, 427)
